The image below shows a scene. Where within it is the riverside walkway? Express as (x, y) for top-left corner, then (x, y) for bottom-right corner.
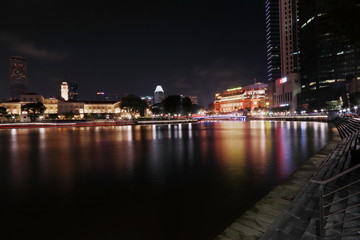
(215, 118), (360, 240)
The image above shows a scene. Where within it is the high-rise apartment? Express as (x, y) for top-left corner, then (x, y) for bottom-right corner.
(299, 0), (360, 108)
(154, 85), (164, 104)
(9, 56), (28, 100)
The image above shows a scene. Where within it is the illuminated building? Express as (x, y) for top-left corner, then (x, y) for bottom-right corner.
(265, 0), (281, 83)
(61, 82), (69, 101)
(0, 102), (21, 115)
(154, 85), (164, 104)
(9, 56), (28, 100)
(299, 0), (360, 107)
(44, 98), (59, 114)
(274, 75), (301, 111)
(213, 83), (269, 113)
(83, 101), (120, 114)
(61, 81), (79, 101)
(265, 0), (301, 109)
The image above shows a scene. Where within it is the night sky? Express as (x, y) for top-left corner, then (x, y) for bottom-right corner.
(0, 0), (267, 106)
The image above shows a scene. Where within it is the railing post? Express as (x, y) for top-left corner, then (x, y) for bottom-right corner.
(319, 184), (325, 240)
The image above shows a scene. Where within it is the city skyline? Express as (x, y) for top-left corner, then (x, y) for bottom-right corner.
(0, 0), (267, 106)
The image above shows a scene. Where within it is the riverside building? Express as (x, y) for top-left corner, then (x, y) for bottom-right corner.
(213, 83), (269, 113)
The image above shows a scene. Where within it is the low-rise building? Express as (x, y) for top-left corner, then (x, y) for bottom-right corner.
(214, 83), (269, 113)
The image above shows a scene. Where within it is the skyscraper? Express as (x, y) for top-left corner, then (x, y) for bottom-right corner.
(266, 0), (301, 111)
(154, 85), (164, 104)
(299, 0), (360, 108)
(68, 81), (79, 100)
(61, 82), (69, 101)
(60, 81), (79, 101)
(9, 56), (28, 100)
(265, 0), (281, 83)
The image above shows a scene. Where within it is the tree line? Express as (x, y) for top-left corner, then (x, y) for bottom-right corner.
(120, 94), (202, 118)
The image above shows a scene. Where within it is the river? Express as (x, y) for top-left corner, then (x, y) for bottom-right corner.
(0, 121), (332, 240)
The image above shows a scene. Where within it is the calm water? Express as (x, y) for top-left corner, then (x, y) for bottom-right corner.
(0, 121), (332, 240)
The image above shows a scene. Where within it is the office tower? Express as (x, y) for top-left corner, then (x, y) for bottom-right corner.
(279, 0), (300, 76)
(9, 56), (28, 100)
(61, 82), (69, 101)
(61, 81), (79, 101)
(266, 0), (301, 111)
(299, 0), (360, 108)
(68, 81), (79, 100)
(265, 0), (281, 83)
(154, 85), (164, 104)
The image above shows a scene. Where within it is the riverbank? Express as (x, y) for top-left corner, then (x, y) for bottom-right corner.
(134, 118), (199, 124)
(0, 118), (200, 129)
(0, 120), (134, 129)
(214, 126), (341, 240)
(248, 115), (329, 122)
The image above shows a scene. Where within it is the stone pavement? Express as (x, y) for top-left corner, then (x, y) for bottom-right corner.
(214, 134), (341, 240)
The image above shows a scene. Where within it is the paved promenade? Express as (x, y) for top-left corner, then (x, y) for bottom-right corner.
(215, 129), (342, 240)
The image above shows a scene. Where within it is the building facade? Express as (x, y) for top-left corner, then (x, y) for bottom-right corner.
(9, 56), (28, 100)
(265, 0), (281, 83)
(273, 73), (301, 111)
(213, 83), (269, 113)
(299, 0), (360, 108)
(61, 81), (79, 101)
(265, 0), (301, 110)
(154, 85), (164, 104)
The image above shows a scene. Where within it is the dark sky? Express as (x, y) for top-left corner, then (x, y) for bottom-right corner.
(0, 0), (267, 106)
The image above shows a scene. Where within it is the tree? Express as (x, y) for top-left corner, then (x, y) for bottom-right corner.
(162, 95), (182, 116)
(181, 97), (193, 116)
(0, 106), (7, 116)
(162, 95), (196, 117)
(64, 111), (74, 119)
(120, 95), (148, 117)
(21, 102), (46, 122)
(150, 103), (163, 116)
(0, 106), (7, 123)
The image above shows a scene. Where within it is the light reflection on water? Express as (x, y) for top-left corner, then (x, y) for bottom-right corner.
(0, 121), (332, 240)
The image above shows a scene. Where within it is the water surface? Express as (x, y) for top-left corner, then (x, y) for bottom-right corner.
(0, 121), (332, 240)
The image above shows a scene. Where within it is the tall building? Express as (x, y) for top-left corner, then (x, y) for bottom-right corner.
(61, 82), (69, 101)
(279, 0), (300, 76)
(154, 85), (164, 104)
(265, 0), (281, 83)
(68, 81), (79, 100)
(60, 81), (79, 101)
(299, 0), (360, 108)
(9, 56), (28, 100)
(265, 0), (301, 111)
